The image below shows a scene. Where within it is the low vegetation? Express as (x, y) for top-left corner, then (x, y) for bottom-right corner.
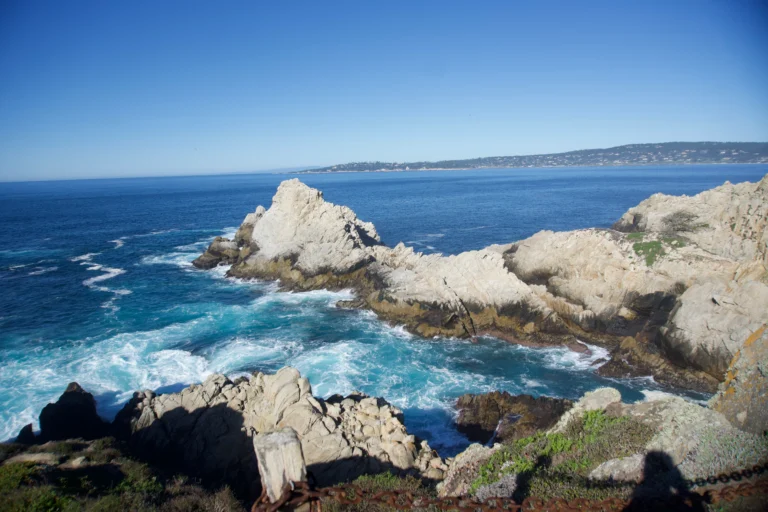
(632, 240), (665, 266)
(629, 234), (687, 266)
(0, 438), (242, 512)
(469, 410), (654, 502)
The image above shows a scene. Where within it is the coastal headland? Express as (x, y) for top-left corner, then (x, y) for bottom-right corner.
(194, 175), (768, 394)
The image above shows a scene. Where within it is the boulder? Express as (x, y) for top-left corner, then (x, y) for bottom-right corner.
(455, 391), (572, 444)
(38, 382), (109, 442)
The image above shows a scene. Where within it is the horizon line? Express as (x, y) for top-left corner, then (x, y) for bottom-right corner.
(2, 140), (767, 183)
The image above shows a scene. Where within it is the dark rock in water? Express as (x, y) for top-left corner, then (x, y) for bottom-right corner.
(192, 236), (240, 269)
(39, 382), (109, 441)
(456, 391), (572, 444)
(16, 423), (36, 444)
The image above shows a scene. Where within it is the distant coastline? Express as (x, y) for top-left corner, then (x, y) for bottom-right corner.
(294, 142), (768, 174)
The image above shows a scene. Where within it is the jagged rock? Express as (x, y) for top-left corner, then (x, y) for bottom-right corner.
(455, 391), (572, 444)
(235, 179), (381, 277)
(15, 423), (35, 445)
(38, 382), (109, 442)
(114, 367), (442, 499)
(709, 325), (768, 435)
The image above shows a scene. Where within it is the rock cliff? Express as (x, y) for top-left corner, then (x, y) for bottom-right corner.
(195, 176), (768, 391)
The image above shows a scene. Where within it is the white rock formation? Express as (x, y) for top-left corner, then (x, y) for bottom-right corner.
(244, 179), (381, 276)
(506, 176), (768, 379)
(198, 175), (768, 387)
(615, 174), (768, 265)
(116, 368), (446, 488)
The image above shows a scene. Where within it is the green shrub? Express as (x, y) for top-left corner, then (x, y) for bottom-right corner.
(0, 463), (41, 494)
(626, 232), (645, 240)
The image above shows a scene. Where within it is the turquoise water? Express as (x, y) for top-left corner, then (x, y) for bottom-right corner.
(1, 165), (765, 454)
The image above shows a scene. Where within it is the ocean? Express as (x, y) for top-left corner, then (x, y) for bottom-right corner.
(1, 164), (766, 454)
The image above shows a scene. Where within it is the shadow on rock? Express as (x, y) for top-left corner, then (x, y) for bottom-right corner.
(115, 403), (261, 502)
(624, 451), (706, 512)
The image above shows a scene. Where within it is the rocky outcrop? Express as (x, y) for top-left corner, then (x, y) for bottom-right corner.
(579, 389), (768, 482)
(440, 386), (768, 497)
(192, 236), (241, 269)
(37, 382), (109, 442)
(613, 174), (768, 265)
(455, 391), (572, 444)
(709, 325), (768, 435)
(113, 367), (446, 497)
(195, 176), (768, 391)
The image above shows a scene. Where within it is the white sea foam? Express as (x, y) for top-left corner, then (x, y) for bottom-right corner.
(141, 252), (196, 267)
(539, 342), (610, 371)
(70, 252), (100, 262)
(522, 376), (546, 389)
(206, 336), (302, 374)
(83, 265), (126, 290)
(27, 266), (58, 276)
(110, 239), (126, 249)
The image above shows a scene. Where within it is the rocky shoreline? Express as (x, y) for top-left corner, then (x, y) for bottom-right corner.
(4, 176), (766, 509)
(5, 354), (767, 509)
(193, 175), (768, 393)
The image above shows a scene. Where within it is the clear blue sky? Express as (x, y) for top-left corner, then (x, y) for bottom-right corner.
(1, 0), (767, 181)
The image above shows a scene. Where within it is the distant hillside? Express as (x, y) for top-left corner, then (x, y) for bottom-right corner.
(295, 142), (768, 173)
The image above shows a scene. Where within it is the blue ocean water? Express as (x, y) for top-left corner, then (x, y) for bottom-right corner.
(1, 165), (766, 454)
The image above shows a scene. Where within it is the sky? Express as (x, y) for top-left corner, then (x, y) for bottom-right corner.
(1, 0), (767, 181)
